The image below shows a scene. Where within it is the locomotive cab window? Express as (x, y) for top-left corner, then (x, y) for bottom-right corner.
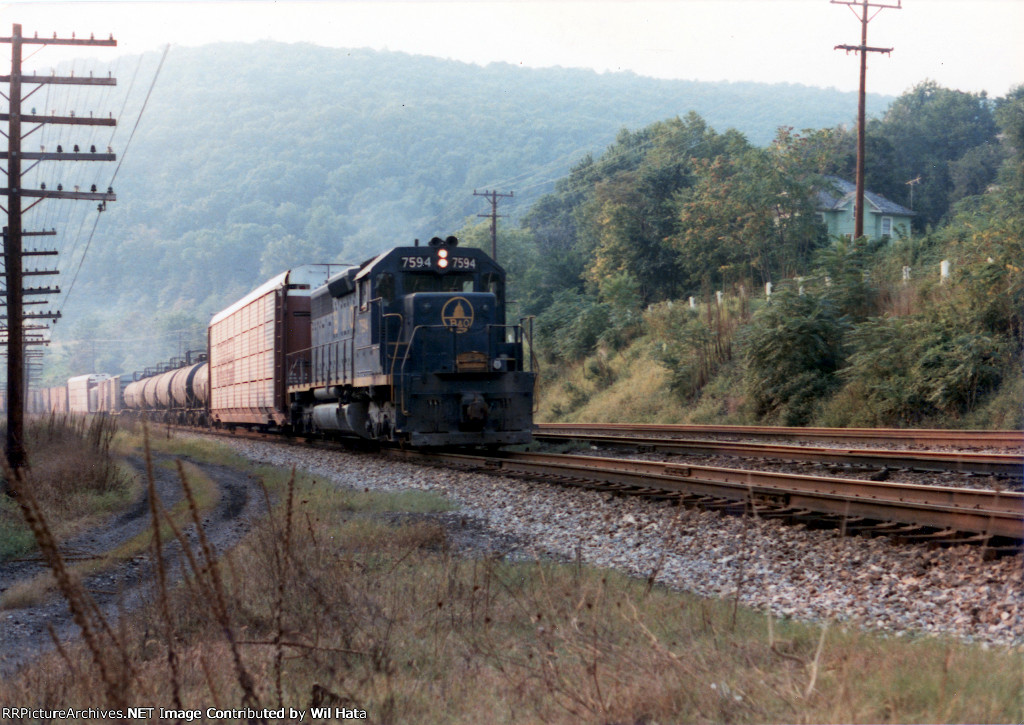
(375, 272), (395, 304)
(482, 272), (504, 303)
(358, 278), (370, 310)
(404, 272), (475, 294)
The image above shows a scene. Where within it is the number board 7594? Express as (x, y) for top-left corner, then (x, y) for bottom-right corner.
(400, 255), (477, 270)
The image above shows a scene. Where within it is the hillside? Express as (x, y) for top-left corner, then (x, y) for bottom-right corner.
(39, 41), (891, 378)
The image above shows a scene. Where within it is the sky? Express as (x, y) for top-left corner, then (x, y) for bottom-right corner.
(0, 0), (1021, 98)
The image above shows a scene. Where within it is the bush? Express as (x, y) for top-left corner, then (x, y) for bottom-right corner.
(842, 316), (1006, 424)
(742, 287), (848, 425)
(535, 289), (611, 361)
(646, 299), (740, 402)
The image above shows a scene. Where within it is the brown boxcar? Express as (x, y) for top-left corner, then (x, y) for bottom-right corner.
(47, 385), (68, 413)
(68, 374), (112, 414)
(208, 265), (334, 427)
(96, 375), (127, 413)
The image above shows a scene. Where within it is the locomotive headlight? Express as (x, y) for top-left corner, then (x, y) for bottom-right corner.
(438, 257), (449, 268)
(437, 248), (449, 268)
(437, 249), (449, 258)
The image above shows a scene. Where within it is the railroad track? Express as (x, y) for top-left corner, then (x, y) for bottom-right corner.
(533, 430), (1024, 478)
(174, 425), (1024, 550)
(536, 422), (1024, 450)
(388, 448), (1024, 549)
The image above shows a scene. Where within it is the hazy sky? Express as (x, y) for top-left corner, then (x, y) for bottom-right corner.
(2, 0), (1021, 97)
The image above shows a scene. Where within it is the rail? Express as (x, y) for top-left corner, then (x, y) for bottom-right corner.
(389, 448), (1024, 543)
(536, 423), (1023, 450)
(532, 431), (1024, 478)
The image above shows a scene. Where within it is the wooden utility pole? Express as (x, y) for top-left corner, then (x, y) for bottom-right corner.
(833, 0), (900, 239)
(0, 24), (116, 474)
(473, 189), (513, 261)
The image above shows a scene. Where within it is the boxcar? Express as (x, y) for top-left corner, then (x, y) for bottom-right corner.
(208, 265), (337, 428)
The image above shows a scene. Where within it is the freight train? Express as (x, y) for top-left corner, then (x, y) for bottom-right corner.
(30, 236), (536, 447)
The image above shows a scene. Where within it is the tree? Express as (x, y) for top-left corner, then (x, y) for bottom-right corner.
(669, 139), (826, 290)
(865, 81), (999, 228)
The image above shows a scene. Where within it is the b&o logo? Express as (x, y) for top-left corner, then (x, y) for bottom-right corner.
(441, 297), (474, 334)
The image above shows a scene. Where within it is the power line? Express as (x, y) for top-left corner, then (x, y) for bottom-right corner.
(58, 44), (169, 314)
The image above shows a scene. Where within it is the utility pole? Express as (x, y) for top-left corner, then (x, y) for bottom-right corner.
(0, 24), (117, 474)
(473, 189), (513, 261)
(833, 0), (900, 239)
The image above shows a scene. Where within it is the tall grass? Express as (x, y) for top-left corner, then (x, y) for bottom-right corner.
(1, 437), (1020, 723)
(1, 414), (133, 559)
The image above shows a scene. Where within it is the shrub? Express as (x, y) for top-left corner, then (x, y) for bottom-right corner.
(742, 287), (848, 425)
(843, 315), (1005, 424)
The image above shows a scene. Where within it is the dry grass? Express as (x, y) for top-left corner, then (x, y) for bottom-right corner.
(0, 457), (219, 610)
(2, 436), (1021, 724)
(0, 415), (136, 558)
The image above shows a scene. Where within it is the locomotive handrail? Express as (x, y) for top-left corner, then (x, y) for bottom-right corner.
(520, 315), (540, 412)
(397, 324), (433, 415)
(383, 312), (405, 382)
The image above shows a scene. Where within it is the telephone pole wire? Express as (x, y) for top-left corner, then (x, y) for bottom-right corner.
(832, 0), (900, 239)
(0, 23), (117, 475)
(473, 189), (513, 261)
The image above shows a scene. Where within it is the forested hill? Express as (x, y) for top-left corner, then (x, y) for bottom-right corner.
(49, 41), (890, 376)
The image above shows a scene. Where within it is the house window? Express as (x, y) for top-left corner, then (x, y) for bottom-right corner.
(881, 216), (893, 237)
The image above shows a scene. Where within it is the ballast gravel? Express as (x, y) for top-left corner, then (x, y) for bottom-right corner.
(219, 438), (1023, 649)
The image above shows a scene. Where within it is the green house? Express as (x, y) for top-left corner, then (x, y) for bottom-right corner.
(816, 176), (914, 241)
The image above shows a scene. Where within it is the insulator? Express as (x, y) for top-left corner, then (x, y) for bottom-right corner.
(56, 145), (62, 153)
(73, 145), (80, 153)
(57, 184), (62, 191)
(107, 187), (113, 194)
(40, 183), (45, 190)
(90, 185), (97, 192)
(90, 145), (96, 153)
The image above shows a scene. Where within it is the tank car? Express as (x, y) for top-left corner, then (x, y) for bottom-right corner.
(286, 236), (535, 446)
(122, 351), (210, 425)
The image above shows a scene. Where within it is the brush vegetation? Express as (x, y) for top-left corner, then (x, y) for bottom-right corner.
(1, 434), (1022, 723)
(515, 83), (1024, 429)
(0, 415), (135, 560)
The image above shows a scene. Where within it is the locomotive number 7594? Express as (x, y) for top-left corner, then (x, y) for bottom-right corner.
(401, 256), (433, 269)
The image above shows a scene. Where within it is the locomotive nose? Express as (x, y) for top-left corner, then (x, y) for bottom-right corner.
(460, 393), (489, 431)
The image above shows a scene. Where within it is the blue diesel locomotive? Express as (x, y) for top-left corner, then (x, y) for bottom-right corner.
(287, 236), (536, 446)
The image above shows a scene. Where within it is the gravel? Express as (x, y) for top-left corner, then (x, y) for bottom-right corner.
(218, 437), (1024, 649)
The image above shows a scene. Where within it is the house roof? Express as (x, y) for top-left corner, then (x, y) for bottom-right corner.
(816, 176), (915, 217)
